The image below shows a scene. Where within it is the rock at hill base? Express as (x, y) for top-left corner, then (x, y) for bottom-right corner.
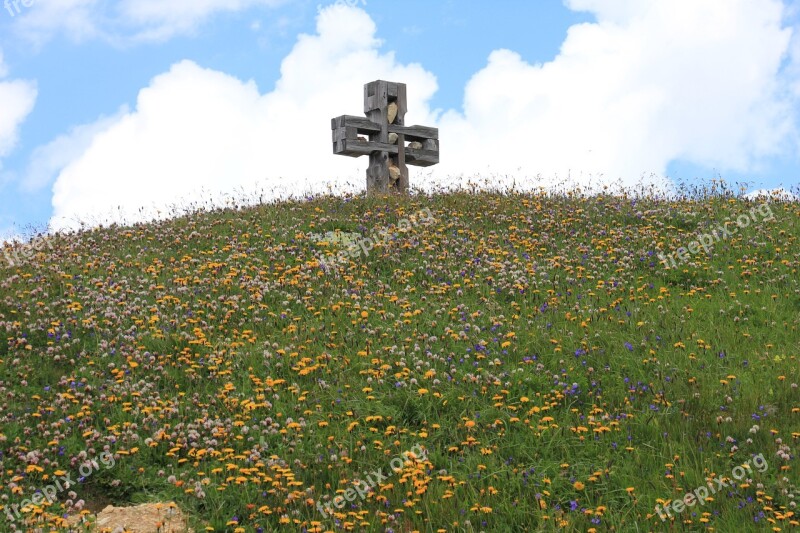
(68, 502), (193, 532)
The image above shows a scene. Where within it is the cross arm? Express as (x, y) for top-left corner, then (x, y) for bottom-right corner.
(388, 124), (438, 141)
(333, 137), (438, 165)
(332, 115), (385, 157)
(331, 115), (439, 166)
(391, 124), (439, 166)
(404, 144), (439, 167)
(331, 115), (381, 134)
(332, 115), (438, 144)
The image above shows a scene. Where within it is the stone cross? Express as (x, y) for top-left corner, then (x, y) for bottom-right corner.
(332, 80), (439, 193)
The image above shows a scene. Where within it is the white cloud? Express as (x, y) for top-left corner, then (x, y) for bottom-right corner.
(46, 1), (800, 229)
(19, 110), (126, 193)
(15, 0), (287, 44)
(438, 0), (797, 186)
(14, 0), (105, 45)
(0, 50), (37, 169)
(48, 5), (438, 229)
(117, 0), (288, 41)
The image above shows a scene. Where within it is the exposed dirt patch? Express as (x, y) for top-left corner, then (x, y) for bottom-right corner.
(66, 502), (193, 532)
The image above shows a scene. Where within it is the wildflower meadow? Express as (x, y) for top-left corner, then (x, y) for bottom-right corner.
(0, 184), (797, 532)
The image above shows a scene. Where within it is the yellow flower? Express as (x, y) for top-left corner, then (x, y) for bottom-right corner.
(573, 481), (585, 490)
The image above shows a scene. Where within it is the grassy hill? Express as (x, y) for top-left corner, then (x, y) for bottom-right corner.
(0, 188), (798, 532)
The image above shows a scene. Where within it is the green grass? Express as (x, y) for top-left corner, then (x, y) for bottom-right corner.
(0, 186), (797, 532)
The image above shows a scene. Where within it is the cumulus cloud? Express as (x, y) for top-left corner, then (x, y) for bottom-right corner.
(13, 0), (102, 44)
(118, 0), (285, 39)
(438, 0), (797, 187)
(19, 111), (126, 193)
(14, 0), (286, 44)
(45, 1), (800, 228)
(48, 5), (438, 229)
(0, 50), (37, 169)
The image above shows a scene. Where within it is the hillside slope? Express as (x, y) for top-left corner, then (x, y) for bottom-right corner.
(0, 190), (798, 532)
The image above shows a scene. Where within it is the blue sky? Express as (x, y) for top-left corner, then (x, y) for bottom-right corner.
(1, 0), (799, 238)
